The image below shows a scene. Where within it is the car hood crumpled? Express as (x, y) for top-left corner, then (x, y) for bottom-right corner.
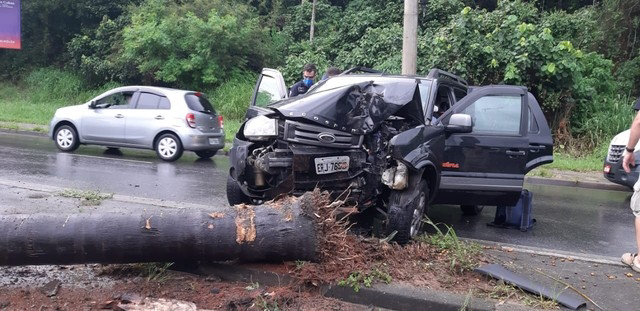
(270, 80), (424, 134)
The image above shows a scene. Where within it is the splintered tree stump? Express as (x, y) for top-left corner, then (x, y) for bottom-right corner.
(0, 195), (316, 266)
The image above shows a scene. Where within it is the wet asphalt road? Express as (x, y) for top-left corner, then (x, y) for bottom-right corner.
(0, 130), (634, 259)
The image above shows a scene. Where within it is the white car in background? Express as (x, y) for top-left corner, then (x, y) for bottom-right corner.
(603, 129), (640, 189)
(49, 86), (225, 162)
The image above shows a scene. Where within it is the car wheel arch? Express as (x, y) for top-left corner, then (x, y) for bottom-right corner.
(53, 121), (79, 140)
(153, 130), (182, 149)
(420, 163), (439, 203)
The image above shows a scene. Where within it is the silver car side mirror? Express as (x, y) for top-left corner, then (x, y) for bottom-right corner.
(445, 113), (472, 133)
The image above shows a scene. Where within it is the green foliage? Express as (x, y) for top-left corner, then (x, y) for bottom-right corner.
(338, 268), (392, 292)
(419, 218), (481, 275)
(121, 0), (270, 89)
(67, 15), (140, 85)
(210, 75), (256, 120)
(23, 68), (89, 103)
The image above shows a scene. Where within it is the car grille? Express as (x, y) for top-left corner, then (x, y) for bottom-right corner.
(608, 145), (625, 162)
(283, 120), (363, 149)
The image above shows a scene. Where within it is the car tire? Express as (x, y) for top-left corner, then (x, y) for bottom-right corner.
(386, 179), (429, 244)
(155, 133), (183, 162)
(226, 175), (250, 205)
(195, 149), (217, 159)
(461, 205), (484, 216)
(54, 125), (80, 152)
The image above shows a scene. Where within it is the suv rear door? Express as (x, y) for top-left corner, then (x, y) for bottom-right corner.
(434, 86), (552, 206)
(245, 68), (288, 120)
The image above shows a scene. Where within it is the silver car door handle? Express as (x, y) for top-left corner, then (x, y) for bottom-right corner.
(115, 114), (124, 118)
(154, 115), (164, 120)
(506, 150), (526, 156)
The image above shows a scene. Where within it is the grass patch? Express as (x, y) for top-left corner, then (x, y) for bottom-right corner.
(338, 268), (392, 292)
(545, 146), (607, 172)
(418, 218), (482, 274)
(58, 189), (113, 205)
(224, 118), (242, 145)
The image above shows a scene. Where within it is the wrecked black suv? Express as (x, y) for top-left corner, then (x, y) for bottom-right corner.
(227, 68), (553, 243)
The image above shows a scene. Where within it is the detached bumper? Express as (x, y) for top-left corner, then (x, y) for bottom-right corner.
(603, 158), (639, 189)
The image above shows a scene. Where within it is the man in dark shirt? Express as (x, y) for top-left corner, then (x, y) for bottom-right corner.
(634, 96), (640, 111)
(289, 63), (317, 97)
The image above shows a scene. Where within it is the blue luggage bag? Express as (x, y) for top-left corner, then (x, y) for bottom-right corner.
(488, 189), (535, 232)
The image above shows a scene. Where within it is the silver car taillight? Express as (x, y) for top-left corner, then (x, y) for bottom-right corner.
(218, 115), (224, 128)
(186, 113), (196, 128)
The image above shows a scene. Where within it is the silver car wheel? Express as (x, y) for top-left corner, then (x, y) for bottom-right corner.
(158, 137), (177, 158)
(56, 128), (74, 148)
(410, 190), (426, 238)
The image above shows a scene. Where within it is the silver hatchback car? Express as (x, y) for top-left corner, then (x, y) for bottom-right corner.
(49, 86), (225, 161)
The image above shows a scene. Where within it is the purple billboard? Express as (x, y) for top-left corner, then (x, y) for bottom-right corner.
(0, 0), (21, 49)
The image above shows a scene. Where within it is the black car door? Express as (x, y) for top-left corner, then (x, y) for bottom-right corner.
(434, 86), (533, 206)
(525, 92), (554, 171)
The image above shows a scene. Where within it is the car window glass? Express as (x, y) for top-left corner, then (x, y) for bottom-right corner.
(418, 84), (430, 117)
(185, 94), (215, 114)
(433, 85), (453, 120)
(462, 95), (522, 135)
(528, 107), (539, 133)
(454, 88), (466, 102)
(97, 92), (134, 109)
(159, 97), (171, 110)
(136, 92), (161, 109)
(256, 75), (282, 107)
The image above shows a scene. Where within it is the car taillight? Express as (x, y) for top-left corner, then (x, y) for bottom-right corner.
(218, 115), (224, 129)
(186, 113), (196, 128)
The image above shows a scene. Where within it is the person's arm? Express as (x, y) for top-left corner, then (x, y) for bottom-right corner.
(623, 110), (640, 172)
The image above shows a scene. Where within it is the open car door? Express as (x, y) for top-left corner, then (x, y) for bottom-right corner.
(434, 85), (553, 206)
(244, 68), (288, 120)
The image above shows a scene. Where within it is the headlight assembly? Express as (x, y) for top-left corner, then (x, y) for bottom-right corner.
(243, 115), (278, 141)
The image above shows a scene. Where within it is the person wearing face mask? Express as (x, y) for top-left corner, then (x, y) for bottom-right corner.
(289, 63), (317, 97)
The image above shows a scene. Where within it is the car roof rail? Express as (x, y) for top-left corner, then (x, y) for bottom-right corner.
(341, 66), (385, 75)
(427, 68), (468, 87)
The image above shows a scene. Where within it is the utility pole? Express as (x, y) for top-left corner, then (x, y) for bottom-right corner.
(402, 0), (418, 75)
(310, 0), (317, 44)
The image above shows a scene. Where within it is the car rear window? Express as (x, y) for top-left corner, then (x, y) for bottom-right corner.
(185, 94), (215, 114)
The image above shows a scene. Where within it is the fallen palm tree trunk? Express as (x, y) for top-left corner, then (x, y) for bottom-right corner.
(0, 195), (316, 266)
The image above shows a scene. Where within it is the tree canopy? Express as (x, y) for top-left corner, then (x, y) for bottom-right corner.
(1, 0), (638, 149)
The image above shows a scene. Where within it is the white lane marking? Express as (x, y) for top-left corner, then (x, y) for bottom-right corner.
(0, 178), (212, 210)
(462, 237), (623, 266)
(64, 153), (153, 164)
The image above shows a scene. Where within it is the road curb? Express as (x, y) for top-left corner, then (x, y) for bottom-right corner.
(525, 176), (628, 192)
(191, 263), (498, 311)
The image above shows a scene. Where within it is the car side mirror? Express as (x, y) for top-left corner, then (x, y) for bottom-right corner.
(89, 101), (96, 109)
(445, 113), (472, 133)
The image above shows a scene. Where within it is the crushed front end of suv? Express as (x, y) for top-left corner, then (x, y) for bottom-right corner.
(228, 68), (554, 243)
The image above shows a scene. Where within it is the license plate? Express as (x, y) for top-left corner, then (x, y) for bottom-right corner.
(314, 156), (349, 175)
(603, 165), (611, 173)
(208, 138), (220, 145)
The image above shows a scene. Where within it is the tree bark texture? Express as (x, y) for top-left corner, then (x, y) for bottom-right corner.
(0, 198), (316, 266)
